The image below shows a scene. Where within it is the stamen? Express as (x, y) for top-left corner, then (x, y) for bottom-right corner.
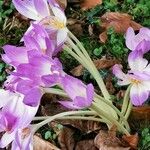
(43, 17), (65, 29)
(130, 78), (141, 84)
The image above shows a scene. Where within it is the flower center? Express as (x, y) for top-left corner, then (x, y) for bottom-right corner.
(130, 78), (141, 84)
(43, 17), (65, 29)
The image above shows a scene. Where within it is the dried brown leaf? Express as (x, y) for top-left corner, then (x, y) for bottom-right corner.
(58, 127), (75, 150)
(56, 0), (67, 9)
(60, 119), (101, 133)
(75, 140), (98, 150)
(94, 130), (130, 150)
(99, 12), (142, 43)
(80, 0), (102, 10)
(105, 75), (116, 94)
(33, 135), (60, 150)
(70, 58), (120, 76)
(130, 106), (150, 121)
(67, 18), (84, 37)
(122, 133), (139, 149)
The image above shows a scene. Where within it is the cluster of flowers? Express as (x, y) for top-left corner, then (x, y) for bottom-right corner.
(0, 0), (94, 149)
(1, 0), (150, 149)
(113, 27), (150, 106)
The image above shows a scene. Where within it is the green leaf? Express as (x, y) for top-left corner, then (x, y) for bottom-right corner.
(93, 47), (102, 56)
(44, 131), (52, 140)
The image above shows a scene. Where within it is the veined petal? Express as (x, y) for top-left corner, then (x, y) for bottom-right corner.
(2, 45), (28, 66)
(0, 131), (16, 148)
(125, 27), (136, 50)
(51, 6), (66, 23)
(128, 54), (148, 72)
(57, 28), (68, 46)
(34, 0), (50, 18)
(59, 101), (81, 109)
(12, 0), (40, 20)
(86, 84), (94, 105)
(135, 40), (150, 54)
(74, 96), (91, 108)
(140, 27), (150, 37)
(23, 87), (43, 107)
(130, 84), (149, 106)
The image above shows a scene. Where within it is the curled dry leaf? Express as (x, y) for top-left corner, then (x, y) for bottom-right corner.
(99, 12), (142, 43)
(58, 127), (76, 150)
(70, 58), (120, 76)
(33, 135), (60, 150)
(75, 139), (98, 150)
(94, 129), (130, 150)
(67, 18), (84, 37)
(80, 0), (102, 10)
(56, 0), (67, 9)
(105, 75), (116, 94)
(122, 133), (139, 149)
(59, 119), (101, 133)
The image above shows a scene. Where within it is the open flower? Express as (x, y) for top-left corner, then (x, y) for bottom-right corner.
(59, 75), (94, 109)
(125, 27), (150, 54)
(13, 50), (63, 86)
(2, 24), (57, 67)
(0, 90), (39, 149)
(112, 55), (150, 106)
(23, 24), (57, 57)
(13, 0), (68, 46)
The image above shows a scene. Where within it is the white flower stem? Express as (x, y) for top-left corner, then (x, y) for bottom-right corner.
(33, 116), (105, 123)
(125, 100), (132, 120)
(64, 40), (111, 101)
(121, 86), (131, 116)
(94, 95), (130, 131)
(32, 111), (99, 133)
(91, 103), (130, 136)
(43, 87), (130, 132)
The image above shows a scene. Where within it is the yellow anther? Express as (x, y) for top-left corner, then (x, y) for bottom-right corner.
(130, 78), (141, 84)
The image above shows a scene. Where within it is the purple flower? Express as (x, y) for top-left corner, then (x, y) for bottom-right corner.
(112, 55), (150, 106)
(2, 45), (29, 67)
(0, 90), (39, 149)
(24, 24), (57, 57)
(125, 27), (150, 54)
(13, 0), (68, 46)
(13, 50), (63, 86)
(11, 127), (33, 150)
(59, 75), (94, 109)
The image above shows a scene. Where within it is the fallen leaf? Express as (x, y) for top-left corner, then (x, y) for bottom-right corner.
(99, 12), (142, 43)
(75, 139), (98, 150)
(94, 129), (130, 150)
(58, 127), (76, 150)
(59, 119), (101, 133)
(122, 133), (139, 149)
(105, 75), (116, 94)
(33, 135), (60, 150)
(70, 58), (120, 76)
(56, 0), (67, 9)
(80, 0), (102, 10)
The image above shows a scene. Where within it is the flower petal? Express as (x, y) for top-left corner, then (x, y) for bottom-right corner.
(23, 87), (43, 107)
(0, 131), (16, 148)
(2, 45), (28, 66)
(125, 27), (136, 50)
(34, 0), (50, 18)
(57, 28), (68, 46)
(12, 0), (40, 20)
(130, 84), (149, 106)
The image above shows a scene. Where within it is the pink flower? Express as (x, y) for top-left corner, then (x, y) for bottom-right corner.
(59, 75), (94, 109)
(113, 55), (150, 106)
(125, 27), (150, 54)
(13, 0), (68, 46)
(0, 90), (39, 149)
